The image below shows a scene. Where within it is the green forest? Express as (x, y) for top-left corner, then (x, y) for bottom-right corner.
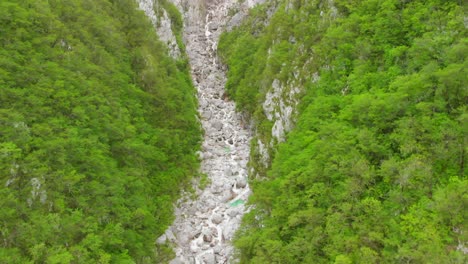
(0, 0), (200, 263)
(219, 0), (467, 263)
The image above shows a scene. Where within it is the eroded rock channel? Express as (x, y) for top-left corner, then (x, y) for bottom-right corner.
(138, 0), (258, 263)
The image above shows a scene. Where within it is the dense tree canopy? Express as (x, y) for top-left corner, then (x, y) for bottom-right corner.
(219, 0), (467, 263)
(0, 0), (200, 262)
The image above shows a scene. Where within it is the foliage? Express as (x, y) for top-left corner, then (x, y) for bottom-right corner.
(0, 0), (200, 262)
(220, 0), (467, 263)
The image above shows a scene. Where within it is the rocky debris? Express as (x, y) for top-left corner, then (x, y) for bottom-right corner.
(202, 110), (212, 119)
(202, 227), (214, 243)
(220, 189), (235, 203)
(203, 234), (213, 243)
(224, 167), (233, 177)
(201, 250), (216, 264)
(220, 218), (239, 241)
(236, 176), (247, 188)
(211, 213), (223, 224)
(212, 121), (223, 131)
(150, 0), (255, 263)
(227, 208), (240, 218)
(176, 224), (197, 245)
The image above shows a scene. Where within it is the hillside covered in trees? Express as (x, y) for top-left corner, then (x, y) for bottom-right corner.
(219, 0), (467, 263)
(0, 0), (200, 262)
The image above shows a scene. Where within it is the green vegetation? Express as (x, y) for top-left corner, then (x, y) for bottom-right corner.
(0, 0), (200, 263)
(199, 173), (211, 190)
(219, 0), (467, 263)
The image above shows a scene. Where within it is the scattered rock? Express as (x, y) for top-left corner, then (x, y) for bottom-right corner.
(213, 245), (222, 254)
(211, 213), (223, 224)
(202, 227), (212, 237)
(202, 251), (216, 264)
(220, 190), (234, 202)
(204, 152), (213, 159)
(204, 199), (216, 211)
(199, 98), (208, 108)
(196, 238), (204, 247)
(236, 177), (247, 188)
(202, 110), (212, 119)
(203, 234), (213, 243)
(177, 232), (190, 246)
(165, 229), (176, 243)
(210, 180), (225, 194)
(227, 208), (240, 218)
(222, 219), (239, 240)
(190, 244), (199, 253)
(208, 22), (218, 31)
(224, 167), (233, 177)
(192, 229), (201, 239)
(211, 227), (218, 237)
(202, 244), (211, 250)
(212, 121), (223, 131)
(156, 234), (167, 244)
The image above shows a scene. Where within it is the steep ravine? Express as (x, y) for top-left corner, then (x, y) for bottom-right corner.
(166, 1), (253, 263)
(138, 0), (259, 263)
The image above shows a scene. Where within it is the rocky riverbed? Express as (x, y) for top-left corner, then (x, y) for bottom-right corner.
(166, 1), (252, 262)
(137, 0), (265, 263)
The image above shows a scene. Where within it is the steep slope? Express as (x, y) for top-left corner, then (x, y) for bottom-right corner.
(0, 0), (200, 262)
(219, 0), (467, 263)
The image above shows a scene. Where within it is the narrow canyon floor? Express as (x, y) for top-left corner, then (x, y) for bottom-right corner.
(154, 1), (254, 263)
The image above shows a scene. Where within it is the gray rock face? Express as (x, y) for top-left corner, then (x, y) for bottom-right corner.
(158, 9), (181, 58)
(263, 79), (300, 142)
(140, 0), (257, 263)
(136, 0), (181, 58)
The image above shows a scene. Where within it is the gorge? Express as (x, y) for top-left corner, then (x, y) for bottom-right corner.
(0, 0), (466, 263)
(147, 0), (253, 263)
(137, 0), (262, 263)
